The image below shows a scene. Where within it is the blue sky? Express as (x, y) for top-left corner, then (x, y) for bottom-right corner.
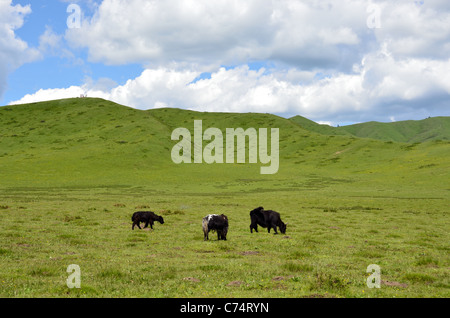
(4, 0), (143, 103)
(1, 0), (450, 125)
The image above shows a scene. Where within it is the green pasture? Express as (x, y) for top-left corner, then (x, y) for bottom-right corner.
(0, 98), (448, 297)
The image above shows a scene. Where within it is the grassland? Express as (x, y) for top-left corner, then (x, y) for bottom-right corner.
(0, 98), (448, 298)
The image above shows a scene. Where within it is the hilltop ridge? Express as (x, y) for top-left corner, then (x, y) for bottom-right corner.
(290, 115), (450, 143)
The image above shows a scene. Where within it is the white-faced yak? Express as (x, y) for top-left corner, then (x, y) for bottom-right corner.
(202, 214), (229, 241)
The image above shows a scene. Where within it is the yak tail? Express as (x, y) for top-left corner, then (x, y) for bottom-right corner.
(202, 218), (209, 235)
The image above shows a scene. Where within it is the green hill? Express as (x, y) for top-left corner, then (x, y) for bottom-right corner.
(0, 98), (172, 187)
(0, 97), (448, 190)
(0, 97), (448, 187)
(290, 115), (450, 142)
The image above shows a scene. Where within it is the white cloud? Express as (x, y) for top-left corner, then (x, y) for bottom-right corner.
(39, 26), (64, 56)
(0, 0), (40, 98)
(65, 0), (368, 70)
(109, 68), (200, 108)
(374, 0), (450, 59)
(9, 85), (109, 105)
(63, 0), (450, 70)
(8, 0), (450, 124)
(317, 121), (333, 126)
(10, 49), (450, 123)
(361, 49), (450, 102)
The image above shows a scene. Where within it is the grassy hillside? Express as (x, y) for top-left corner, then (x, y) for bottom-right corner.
(1, 98), (447, 188)
(290, 115), (450, 143)
(0, 98), (172, 187)
(0, 98), (449, 298)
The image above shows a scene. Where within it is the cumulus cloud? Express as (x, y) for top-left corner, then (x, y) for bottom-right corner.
(65, 0), (370, 71)
(64, 0), (450, 68)
(65, 0), (272, 67)
(0, 0), (40, 98)
(8, 0), (450, 124)
(9, 85), (109, 105)
(374, 0), (450, 59)
(10, 45), (450, 124)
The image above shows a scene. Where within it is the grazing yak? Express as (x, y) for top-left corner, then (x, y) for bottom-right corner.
(202, 214), (229, 241)
(249, 206), (287, 234)
(131, 211), (164, 230)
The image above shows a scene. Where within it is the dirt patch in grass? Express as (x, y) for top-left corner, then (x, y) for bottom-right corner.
(381, 280), (408, 288)
(195, 249), (215, 254)
(227, 280), (244, 287)
(135, 205), (150, 209)
(272, 276), (293, 281)
(239, 251), (260, 256)
(16, 243), (31, 248)
(301, 293), (336, 298)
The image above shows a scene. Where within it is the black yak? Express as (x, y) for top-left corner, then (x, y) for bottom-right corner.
(131, 211), (164, 230)
(249, 206), (286, 234)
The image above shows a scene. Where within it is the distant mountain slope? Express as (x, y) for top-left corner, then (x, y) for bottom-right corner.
(290, 115), (450, 142)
